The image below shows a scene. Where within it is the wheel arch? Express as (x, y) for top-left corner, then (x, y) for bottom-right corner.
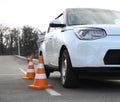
(39, 43), (47, 64)
(39, 50), (42, 55)
(59, 45), (72, 71)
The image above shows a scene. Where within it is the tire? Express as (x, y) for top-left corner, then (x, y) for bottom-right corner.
(41, 52), (51, 78)
(60, 49), (78, 88)
(45, 66), (51, 78)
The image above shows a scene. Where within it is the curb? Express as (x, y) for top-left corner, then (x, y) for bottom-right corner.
(15, 55), (38, 65)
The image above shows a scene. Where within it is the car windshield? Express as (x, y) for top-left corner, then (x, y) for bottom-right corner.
(67, 8), (120, 26)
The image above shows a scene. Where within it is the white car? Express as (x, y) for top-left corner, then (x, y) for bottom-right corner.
(40, 8), (120, 88)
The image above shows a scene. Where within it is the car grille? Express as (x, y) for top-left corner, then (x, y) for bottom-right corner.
(104, 50), (120, 65)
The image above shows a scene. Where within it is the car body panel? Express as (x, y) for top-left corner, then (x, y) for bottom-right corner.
(40, 8), (120, 72)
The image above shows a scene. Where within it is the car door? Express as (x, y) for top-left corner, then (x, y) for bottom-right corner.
(49, 29), (62, 66)
(48, 14), (65, 66)
(44, 27), (57, 65)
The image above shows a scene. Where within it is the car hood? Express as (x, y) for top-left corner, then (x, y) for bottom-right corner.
(65, 24), (120, 35)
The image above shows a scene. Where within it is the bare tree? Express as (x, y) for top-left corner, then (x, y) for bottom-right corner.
(9, 28), (20, 54)
(0, 24), (9, 55)
(21, 26), (39, 57)
(0, 24), (41, 56)
(3, 26), (20, 55)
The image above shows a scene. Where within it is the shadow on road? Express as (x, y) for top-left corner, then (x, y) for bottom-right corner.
(50, 74), (120, 92)
(76, 79), (120, 93)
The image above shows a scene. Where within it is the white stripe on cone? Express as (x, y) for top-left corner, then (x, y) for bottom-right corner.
(38, 64), (44, 69)
(27, 69), (35, 73)
(35, 74), (46, 79)
(29, 62), (33, 65)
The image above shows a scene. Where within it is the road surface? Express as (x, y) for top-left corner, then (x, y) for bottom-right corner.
(1, 56), (120, 102)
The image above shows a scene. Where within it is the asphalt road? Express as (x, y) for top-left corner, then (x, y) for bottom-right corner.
(1, 56), (120, 102)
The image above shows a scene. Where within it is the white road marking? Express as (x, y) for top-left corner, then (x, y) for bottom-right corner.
(45, 88), (61, 96)
(19, 68), (26, 74)
(19, 68), (61, 96)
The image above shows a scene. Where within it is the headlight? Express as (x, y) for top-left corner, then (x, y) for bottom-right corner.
(74, 28), (107, 40)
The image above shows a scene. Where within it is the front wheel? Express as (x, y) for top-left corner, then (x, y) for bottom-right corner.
(45, 66), (51, 78)
(60, 49), (78, 88)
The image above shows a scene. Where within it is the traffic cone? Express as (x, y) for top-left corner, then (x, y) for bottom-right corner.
(23, 56), (35, 80)
(29, 55), (53, 89)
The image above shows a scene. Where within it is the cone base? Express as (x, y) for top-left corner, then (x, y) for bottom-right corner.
(23, 77), (34, 80)
(28, 84), (53, 89)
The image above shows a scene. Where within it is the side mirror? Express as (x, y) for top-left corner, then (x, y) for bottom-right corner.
(49, 19), (66, 27)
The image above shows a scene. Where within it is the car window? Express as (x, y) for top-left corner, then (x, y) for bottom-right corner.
(67, 8), (120, 26)
(56, 14), (64, 24)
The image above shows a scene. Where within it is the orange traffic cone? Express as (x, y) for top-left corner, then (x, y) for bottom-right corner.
(23, 56), (35, 80)
(29, 55), (53, 89)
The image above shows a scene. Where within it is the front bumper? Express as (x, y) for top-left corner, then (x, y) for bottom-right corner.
(69, 36), (120, 68)
(73, 67), (120, 79)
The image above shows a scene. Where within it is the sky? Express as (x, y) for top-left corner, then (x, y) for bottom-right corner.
(0, 0), (120, 32)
